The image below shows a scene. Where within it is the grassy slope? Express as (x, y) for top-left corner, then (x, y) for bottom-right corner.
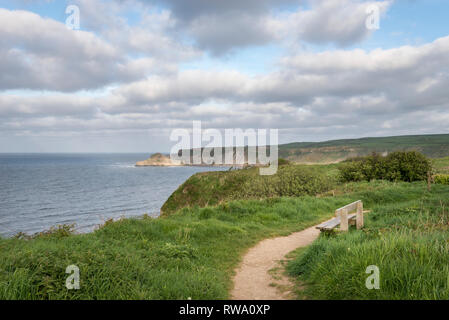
(161, 163), (339, 216)
(279, 134), (449, 163)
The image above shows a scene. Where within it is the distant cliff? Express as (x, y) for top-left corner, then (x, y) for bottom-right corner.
(136, 148), (260, 167)
(135, 153), (181, 167)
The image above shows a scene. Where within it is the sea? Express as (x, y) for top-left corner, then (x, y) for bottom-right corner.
(0, 153), (225, 238)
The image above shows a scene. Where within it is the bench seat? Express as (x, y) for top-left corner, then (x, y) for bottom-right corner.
(316, 213), (357, 231)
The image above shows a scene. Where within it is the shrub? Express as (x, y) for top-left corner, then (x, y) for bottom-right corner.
(14, 224), (76, 240)
(239, 166), (335, 198)
(157, 243), (198, 260)
(384, 151), (432, 182)
(278, 158), (291, 166)
(199, 208), (214, 219)
(434, 174), (449, 185)
(339, 151), (432, 183)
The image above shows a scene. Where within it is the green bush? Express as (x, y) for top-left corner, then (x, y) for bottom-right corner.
(239, 166), (333, 198)
(339, 152), (432, 183)
(434, 174), (449, 185)
(278, 158), (291, 166)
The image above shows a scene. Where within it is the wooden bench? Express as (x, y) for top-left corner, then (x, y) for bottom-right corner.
(316, 200), (364, 232)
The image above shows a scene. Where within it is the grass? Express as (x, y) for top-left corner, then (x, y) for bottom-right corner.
(432, 157), (449, 174)
(1, 180), (445, 299)
(287, 183), (449, 300)
(0, 195), (353, 299)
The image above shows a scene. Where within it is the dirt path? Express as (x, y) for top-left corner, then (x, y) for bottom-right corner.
(230, 225), (322, 300)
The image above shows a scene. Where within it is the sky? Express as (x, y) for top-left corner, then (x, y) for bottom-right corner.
(0, 0), (448, 153)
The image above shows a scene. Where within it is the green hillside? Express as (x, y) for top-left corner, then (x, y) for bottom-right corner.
(279, 134), (449, 163)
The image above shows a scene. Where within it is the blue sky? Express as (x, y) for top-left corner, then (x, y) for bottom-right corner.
(0, 0), (448, 152)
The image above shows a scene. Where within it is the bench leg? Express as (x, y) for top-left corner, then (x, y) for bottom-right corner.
(340, 208), (348, 232)
(356, 201), (364, 229)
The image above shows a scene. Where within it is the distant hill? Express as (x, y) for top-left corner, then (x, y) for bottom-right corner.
(279, 134), (449, 163)
(172, 134), (449, 165)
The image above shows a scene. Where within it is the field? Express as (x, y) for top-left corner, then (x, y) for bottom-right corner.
(433, 157), (449, 174)
(279, 134), (449, 163)
(1, 156), (448, 300)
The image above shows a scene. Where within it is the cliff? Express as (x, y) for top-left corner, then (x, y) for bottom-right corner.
(135, 153), (181, 167)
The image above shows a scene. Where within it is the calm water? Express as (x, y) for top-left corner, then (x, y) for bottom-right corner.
(0, 154), (225, 237)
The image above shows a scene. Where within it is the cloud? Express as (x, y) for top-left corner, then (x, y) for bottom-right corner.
(285, 0), (392, 46)
(0, 7), (191, 92)
(1, 1), (448, 152)
(151, 0), (296, 22)
(133, 0), (392, 55)
(73, 0), (200, 60)
(3, 35), (449, 143)
(0, 8), (144, 91)
(0, 1), (393, 92)
(113, 36), (449, 108)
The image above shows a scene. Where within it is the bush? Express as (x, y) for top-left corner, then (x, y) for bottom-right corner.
(434, 174), (449, 185)
(278, 158), (291, 166)
(339, 151), (432, 183)
(14, 224), (76, 240)
(238, 166), (335, 198)
(384, 151), (432, 182)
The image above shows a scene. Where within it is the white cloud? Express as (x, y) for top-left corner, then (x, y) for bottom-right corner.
(282, 0), (392, 46)
(0, 8), (149, 91)
(3, 35), (449, 140)
(132, 0), (392, 54)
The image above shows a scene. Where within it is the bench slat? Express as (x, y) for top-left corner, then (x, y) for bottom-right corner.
(336, 200), (362, 214)
(316, 214), (357, 230)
